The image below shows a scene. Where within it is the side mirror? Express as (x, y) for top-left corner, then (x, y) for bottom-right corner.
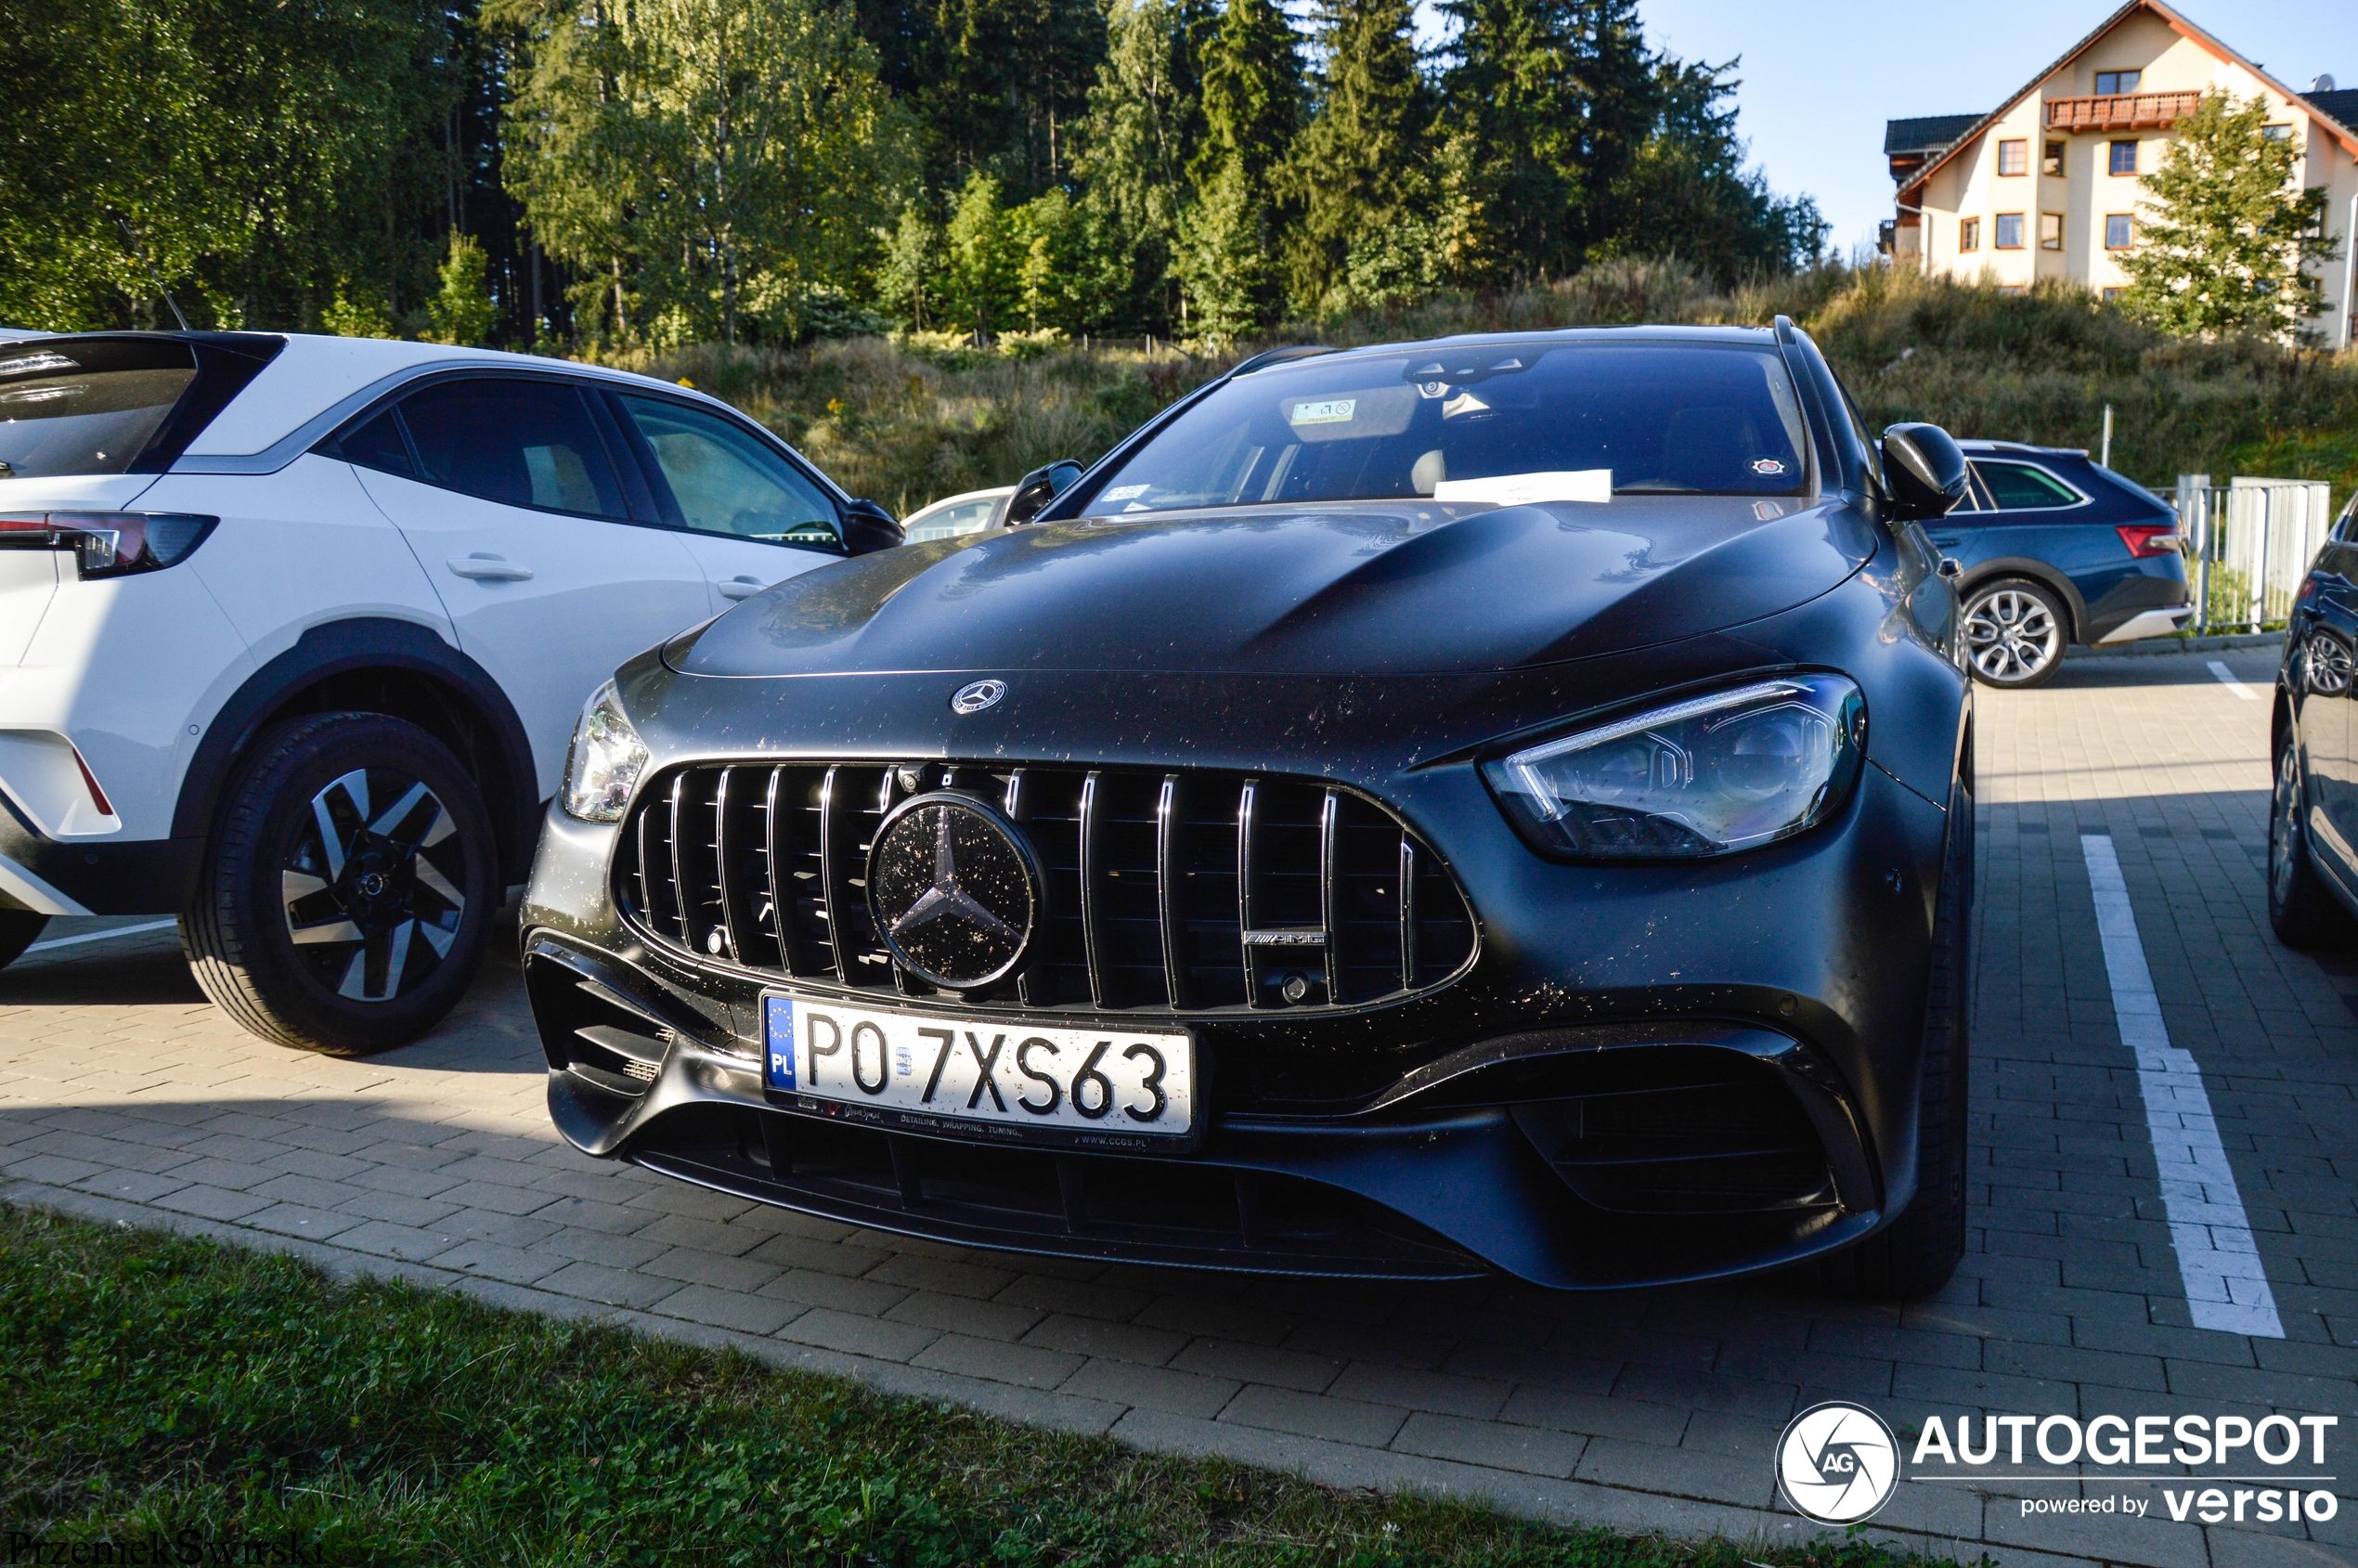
(839, 498), (904, 555)
(1881, 422), (1969, 523)
(1004, 459), (1084, 525)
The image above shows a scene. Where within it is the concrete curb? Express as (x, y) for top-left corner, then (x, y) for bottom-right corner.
(2068, 631), (2282, 660)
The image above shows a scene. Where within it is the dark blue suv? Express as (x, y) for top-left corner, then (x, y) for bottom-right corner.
(1923, 440), (2192, 687)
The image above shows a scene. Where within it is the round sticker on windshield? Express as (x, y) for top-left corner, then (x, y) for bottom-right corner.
(1751, 458), (1788, 475)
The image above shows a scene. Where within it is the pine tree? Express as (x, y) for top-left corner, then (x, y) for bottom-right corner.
(1286, 0), (1432, 313)
(1435, 0), (1579, 282)
(1070, 0), (1209, 331)
(1432, 0), (1665, 284)
(943, 171), (1024, 339)
(876, 198), (943, 329)
(1178, 0), (1299, 338)
(1192, 0), (1300, 188)
(424, 233), (497, 344)
(914, 0), (1107, 199)
(1599, 56), (1825, 281)
(2118, 91), (2339, 340)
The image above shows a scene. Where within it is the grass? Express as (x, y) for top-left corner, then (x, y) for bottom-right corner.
(596, 259), (2358, 516)
(0, 1204), (1976, 1567)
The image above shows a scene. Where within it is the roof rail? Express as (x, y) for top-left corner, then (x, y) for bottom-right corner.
(1227, 343), (1340, 376)
(1772, 315), (1799, 344)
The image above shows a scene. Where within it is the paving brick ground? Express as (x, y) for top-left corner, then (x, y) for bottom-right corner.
(5, 643), (2352, 1567)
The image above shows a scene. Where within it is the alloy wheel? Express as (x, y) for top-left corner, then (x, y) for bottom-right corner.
(1963, 588), (2060, 683)
(279, 768), (468, 1002)
(2272, 741), (2305, 909)
(2304, 636), (2353, 696)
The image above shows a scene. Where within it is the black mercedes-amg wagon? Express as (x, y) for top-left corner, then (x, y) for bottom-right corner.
(521, 319), (1977, 1295)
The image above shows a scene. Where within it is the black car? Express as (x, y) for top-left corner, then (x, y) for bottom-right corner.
(2271, 487), (2358, 949)
(1929, 441), (2192, 690)
(521, 321), (1977, 1295)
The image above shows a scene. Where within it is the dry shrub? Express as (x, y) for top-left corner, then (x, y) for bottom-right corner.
(588, 263), (2358, 508)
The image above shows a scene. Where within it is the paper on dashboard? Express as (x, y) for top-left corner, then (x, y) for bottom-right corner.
(1431, 470), (1612, 506)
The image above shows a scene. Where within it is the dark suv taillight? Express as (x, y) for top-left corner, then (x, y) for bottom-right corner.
(2116, 523), (2181, 559)
(0, 512), (217, 578)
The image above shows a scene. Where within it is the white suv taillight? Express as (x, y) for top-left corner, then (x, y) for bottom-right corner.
(0, 512), (217, 579)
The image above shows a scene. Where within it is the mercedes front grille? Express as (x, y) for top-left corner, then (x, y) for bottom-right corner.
(614, 761), (1477, 1014)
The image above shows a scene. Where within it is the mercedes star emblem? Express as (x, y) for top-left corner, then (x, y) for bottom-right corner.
(950, 679), (1006, 714)
(866, 794), (1039, 989)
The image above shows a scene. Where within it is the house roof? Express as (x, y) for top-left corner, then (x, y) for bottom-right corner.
(1897, 0), (2358, 204)
(1885, 114), (1985, 158)
(2304, 87), (2358, 138)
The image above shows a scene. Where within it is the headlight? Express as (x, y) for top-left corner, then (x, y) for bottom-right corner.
(1482, 675), (1864, 860)
(561, 680), (650, 823)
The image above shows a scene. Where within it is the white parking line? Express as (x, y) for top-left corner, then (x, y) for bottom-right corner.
(2206, 660), (2258, 701)
(22, 918), (178, 954)
(2081, 835), (2284, 1337)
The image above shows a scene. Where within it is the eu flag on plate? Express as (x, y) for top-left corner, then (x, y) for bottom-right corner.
(762, 997), (795, 1091)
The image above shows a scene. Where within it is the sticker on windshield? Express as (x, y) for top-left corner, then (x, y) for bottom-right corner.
(1431, 470), (1612, 506)
(1289, 398), (1356, 425)
(1101, 484), (1151, 501)
(1751, 458), (1788, 475)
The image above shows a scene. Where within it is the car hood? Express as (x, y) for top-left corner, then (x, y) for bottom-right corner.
(670, 495), (1879, 679)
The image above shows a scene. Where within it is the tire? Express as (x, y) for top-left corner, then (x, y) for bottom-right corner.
(182, 712), (498, 1055)
(1961, 577), (2068, 689)
(2267, 726), (2355, 949)
(1820, 779), (1972, 1299)
(0, 910), (49, 971)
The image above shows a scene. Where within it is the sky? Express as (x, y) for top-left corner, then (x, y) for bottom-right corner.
(1632, 0), (2358, 257)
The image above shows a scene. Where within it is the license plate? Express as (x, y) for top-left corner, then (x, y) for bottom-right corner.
(760, 993), (1196, 1150)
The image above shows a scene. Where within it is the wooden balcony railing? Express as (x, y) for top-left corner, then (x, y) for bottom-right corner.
(2045, 91), (2203, 132)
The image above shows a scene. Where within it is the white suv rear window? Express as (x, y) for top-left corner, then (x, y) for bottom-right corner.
(0, 341), (196, 478)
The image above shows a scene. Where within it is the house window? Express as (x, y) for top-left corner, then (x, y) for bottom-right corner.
(2040, 212), (2064, 251)
(2109, 140), (2139, 175)
(2105, 213), (2134, 249)
(2043, 140), (2066, 175)
(2102, 287), (2122, 303)
(2262, 123), (2293, 141)
(2095, 70), (2142, 95)
(1960, 216), (1981, 252)
(1995, 213), (2025, 249)
(1998, 139), (2028, 176)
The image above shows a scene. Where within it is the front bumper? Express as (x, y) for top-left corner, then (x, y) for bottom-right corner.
(522, 749), (1950, 1289)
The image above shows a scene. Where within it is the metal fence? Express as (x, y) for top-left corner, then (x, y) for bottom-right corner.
(2172, 475), (2336, 632)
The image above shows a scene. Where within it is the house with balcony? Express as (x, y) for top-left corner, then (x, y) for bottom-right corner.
(1883, 0), (2358, 343)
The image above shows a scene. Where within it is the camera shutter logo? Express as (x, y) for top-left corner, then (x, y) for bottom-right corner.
(1776, 1401), (1901, 1523)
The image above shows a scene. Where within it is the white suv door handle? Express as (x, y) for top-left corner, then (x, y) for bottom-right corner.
(447, 553), (534, 581)
(717, 576), (767, 600)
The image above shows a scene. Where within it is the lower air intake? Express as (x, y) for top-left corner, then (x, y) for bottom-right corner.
(1510, 1063), (1835, 1215)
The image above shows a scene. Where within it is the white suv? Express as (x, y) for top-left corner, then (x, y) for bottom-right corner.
(0, 330), (900, 1052)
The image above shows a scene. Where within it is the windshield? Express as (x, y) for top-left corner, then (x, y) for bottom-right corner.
(0, 340), (197, 478)
(1083, 343), (1810, 514)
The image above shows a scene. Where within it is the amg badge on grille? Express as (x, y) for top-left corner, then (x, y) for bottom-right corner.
(866, 794), (1040, 989)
